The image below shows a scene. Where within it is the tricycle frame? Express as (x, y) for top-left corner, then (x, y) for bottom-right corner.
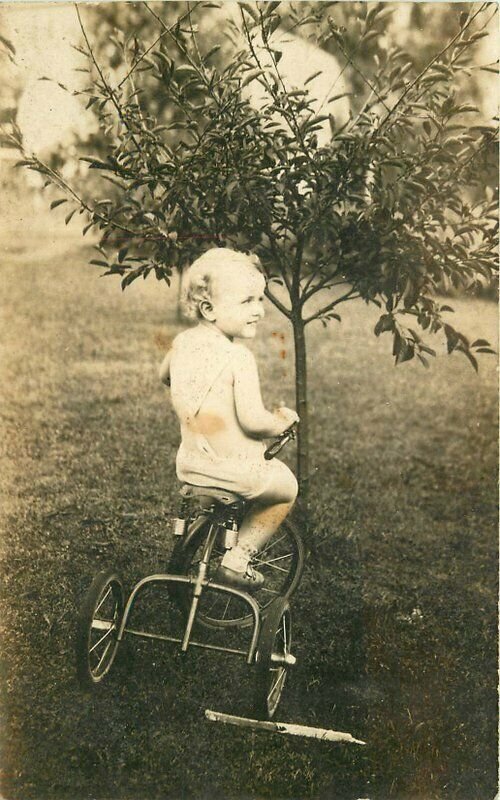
(117, 572), (261, 665)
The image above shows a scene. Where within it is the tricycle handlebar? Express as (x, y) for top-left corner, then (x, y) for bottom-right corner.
(264, 422), (298, 461)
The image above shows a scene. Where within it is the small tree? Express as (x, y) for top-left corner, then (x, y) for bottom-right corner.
(7, 1), (497, 498)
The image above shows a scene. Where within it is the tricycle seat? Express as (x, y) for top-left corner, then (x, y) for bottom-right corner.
(179, 483), (245, 507)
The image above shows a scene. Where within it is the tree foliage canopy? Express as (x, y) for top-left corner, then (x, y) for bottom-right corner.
(9, 1), (497, 367)
(4, 1), (498, 492)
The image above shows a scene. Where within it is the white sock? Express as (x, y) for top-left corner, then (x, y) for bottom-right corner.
(221, 545), (256, 573)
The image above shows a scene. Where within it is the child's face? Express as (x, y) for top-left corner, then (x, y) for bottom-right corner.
(206, 266), (266, 340)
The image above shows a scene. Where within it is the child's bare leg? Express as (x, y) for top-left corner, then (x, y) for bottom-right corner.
(237, 499), (294, 554)
(220, 462), (297, 573)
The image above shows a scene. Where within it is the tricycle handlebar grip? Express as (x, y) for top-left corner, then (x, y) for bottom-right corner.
(264, 424), (297, 461)
(264, 441), (283, 460)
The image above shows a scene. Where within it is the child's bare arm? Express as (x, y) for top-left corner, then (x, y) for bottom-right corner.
(233, 346), (297, 437)
(159, 349), (172, 386)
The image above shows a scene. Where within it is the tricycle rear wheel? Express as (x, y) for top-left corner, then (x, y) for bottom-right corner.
(75, 569), (124, 690)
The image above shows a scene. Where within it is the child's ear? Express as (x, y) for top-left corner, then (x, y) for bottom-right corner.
(199, 300), (216, 322)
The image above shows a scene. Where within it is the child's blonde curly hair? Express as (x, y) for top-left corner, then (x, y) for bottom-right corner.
(181, 247), (263, 321)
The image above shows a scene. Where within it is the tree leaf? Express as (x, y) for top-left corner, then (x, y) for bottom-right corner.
(80, 157), (111, 170)
(456, 346), (478, 372)
(50, 199), (67, 210)
(267, 15), (281, 37)
(457, 104), (479, 114)
(444, 324), (459, 353)
(175, 65), (200, 81)
(0, 34), (16, 55)
(304, 70), (323, 86)
(204, 44), (221, 61)
(395, 341), (415, 364)
(328, 92), (352, 104)
(241, 69), (265, 89)
(374, 314), (394, 336)
(468, 30), (489, 43)
(121, 267), (144, 290)
(240, 3), (259, 22)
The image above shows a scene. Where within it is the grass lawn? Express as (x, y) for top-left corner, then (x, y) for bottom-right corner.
(0, 231), (497, 800)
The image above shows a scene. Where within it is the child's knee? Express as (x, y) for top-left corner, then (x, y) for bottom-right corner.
(284, 470), (299, 504)
(269, 463), (298, 505)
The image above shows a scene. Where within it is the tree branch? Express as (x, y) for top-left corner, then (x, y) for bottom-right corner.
(186, 2), (205, 69)
(118, 4), (200, 88)
(239, 9), (316, 172)
(142, 0), (235, 170)
(302, 274), (349, 304)
(30, 156), (157, 240)
(266, 230), (293, 294)
(304, 288), (360, 324)
(300, 254), (345, 302)
(257, 12), (318, 170)
(334, 39), (391, 114)
(333, 5), (491, 199)
(265, 286), (291, 318)
(448, 5), (497, 69)
(377, 3), (488, 133)
(75, 5), (145, 161)
(143, 2), (212, 92)
(452, 129), (498, 179)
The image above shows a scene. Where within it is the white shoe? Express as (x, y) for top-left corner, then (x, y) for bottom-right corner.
(215, 564), (264, 592)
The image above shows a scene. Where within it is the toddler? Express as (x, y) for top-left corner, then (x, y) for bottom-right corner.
(159, 247), (298, 590)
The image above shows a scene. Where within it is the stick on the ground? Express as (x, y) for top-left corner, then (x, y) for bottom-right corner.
(205, 709), (366, 745)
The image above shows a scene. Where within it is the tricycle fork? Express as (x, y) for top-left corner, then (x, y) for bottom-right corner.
(181, 521), (219, 651)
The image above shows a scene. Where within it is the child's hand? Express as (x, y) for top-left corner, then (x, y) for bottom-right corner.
(274, 406), (299, 434)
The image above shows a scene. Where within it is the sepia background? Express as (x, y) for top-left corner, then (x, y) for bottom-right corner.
(0, 2), (498, 799)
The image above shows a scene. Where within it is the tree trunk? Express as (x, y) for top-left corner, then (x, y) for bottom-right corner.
(291, 314), (309, 502)
(176, 266), (184, 322)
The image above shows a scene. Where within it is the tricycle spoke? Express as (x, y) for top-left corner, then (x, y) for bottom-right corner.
(259, 533), (287, 556)
(256, 561), (288, 574)
(282, 617), (288, 651)
(268, 668), (286, 704)
(221, 597), (232, 620)
(258, 553), (292, 566)
(89, 625), (115, 654)
(93, 637), (114, 673)
(95, 586), (112, 615)
(205, 593), (224, 616)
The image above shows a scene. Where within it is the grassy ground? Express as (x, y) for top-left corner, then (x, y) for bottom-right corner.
(0, 228), (497, 800)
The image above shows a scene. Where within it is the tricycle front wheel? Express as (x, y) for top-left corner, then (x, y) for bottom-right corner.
(254, 597), (293, 720)
(75, 569), (124, 690)
(169, 519), (304, 630)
